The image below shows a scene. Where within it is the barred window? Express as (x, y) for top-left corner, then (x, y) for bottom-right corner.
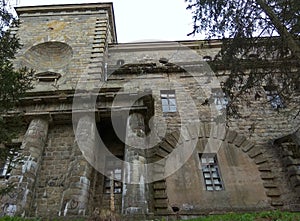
(199, 153), (224, 191)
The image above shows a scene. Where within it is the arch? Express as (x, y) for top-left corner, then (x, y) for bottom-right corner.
(24, 41), (73, 69)
(149, 122), (283, 214)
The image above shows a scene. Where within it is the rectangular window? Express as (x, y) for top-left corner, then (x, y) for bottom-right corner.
(160, 90), (177, 113)
(264, 86), (284, 109)
(199, 153), (224, 191)
(104, 156), (123, 194)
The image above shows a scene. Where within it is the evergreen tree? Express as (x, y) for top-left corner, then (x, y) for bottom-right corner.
(0, 1), (33, 193)
(186, 0), (300, 118)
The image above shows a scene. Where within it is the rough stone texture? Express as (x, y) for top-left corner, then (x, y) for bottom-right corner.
(34, 124), (74, 217)
(123, 113), (149, 216)
(1, 118), (48, 217)
(0, 2), (299, 220)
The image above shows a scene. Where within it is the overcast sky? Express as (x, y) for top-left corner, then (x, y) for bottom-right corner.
(8, 0), (201, 43)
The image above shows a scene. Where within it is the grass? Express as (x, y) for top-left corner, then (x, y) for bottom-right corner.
(0, 211), (299, 221)
(183, 211), (300, 221)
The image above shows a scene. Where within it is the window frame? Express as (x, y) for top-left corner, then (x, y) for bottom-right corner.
(160, 90), (177, 114)
(199, 153), (224, 191)
(103, 155), (123, 194)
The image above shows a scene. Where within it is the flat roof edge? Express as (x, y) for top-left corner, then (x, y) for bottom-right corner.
(15, 2), (113, 13)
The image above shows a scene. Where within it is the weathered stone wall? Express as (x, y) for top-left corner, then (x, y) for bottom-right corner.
(106, 42), (300, 215)
(1, 3), (299, 219)
(14, 3), (116, 92)
(33, 124), (74, 217)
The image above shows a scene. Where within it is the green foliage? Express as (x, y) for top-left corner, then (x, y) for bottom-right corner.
(0, 1), (33, 197)
(186, 0), (299, 39)
(0, 217), (87, 221)
(182, 211), (300, 221)
(186, 0), (300, 119)
(0, 3), (33, 143)
(0, 217), (40, 221)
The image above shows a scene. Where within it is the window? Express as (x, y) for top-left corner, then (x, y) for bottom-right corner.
(0, 145), (20, 179)
(199, 153), (224, 191)
(104, 156), (123, 194)
(264, 86), (284, 109)
(211, 88), (228, 111)
(35, 71), (61, 82)
(160, 90), (177, 113)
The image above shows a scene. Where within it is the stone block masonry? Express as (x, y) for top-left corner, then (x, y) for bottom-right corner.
(34, 124), (74, 217)
(0, 2), (299, 220)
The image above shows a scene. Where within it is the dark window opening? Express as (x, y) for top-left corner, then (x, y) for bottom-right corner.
(97, 118), (126, 194)
(199, 153), (224, 191)
(35, 71), (61, 82)
(104, 155), (123, 194)
(264, 86), (285, 109)
(160, 90), (177, 113)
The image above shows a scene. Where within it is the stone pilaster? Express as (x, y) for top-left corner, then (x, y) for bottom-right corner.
(122, 113), (149, 215)
(60, 115), (95, 216)
(2, 118), (48, 217)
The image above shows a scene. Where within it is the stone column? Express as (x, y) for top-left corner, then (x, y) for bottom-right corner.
(60, 115), (95, 216)
(2, 118), (48, 217)
(122, 113), (149, 215)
